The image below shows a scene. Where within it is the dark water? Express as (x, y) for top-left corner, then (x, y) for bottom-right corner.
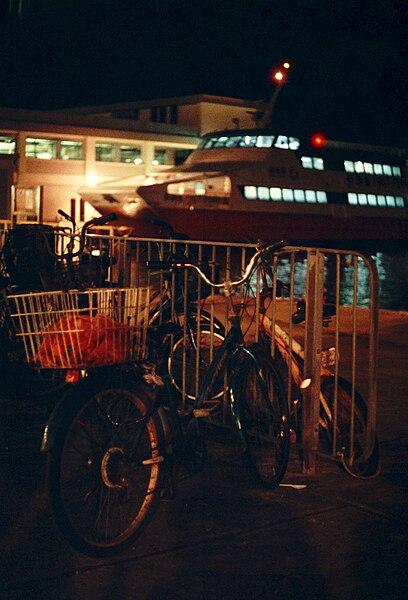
(275, 250), (408, 311)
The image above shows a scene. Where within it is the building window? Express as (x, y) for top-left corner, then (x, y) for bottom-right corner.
(95, 142), (142, 164)
(25, 137), (83, 160)
(60, 140), (83, 160)
(26, 137), (57, 159)
(153, 148), (168, 166)
(0, 135), (17, 154)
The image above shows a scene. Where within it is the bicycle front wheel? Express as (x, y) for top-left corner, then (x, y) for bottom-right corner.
(168, 327), (225, 407)
(47, 373), (165, 556)
(235, 344), (290, 488)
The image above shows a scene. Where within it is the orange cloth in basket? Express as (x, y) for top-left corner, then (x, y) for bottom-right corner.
(34, 313), (133, 368)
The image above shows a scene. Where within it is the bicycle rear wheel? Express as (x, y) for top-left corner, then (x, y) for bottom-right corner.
(319, 376), (380, 478)
(235, 344), (290, 488)
(47, 372), (165, 556)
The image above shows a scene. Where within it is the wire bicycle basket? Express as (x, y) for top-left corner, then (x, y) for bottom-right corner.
(6, 287), (151, 369)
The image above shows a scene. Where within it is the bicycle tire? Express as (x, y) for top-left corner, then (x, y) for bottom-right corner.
(168, 326), (225, 407)
(47, 372), (165, 556)
(319, 375), (380, 478)
(234, 344), (290, 488)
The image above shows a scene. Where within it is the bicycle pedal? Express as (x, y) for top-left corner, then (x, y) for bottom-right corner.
(193, 409), (211, 418)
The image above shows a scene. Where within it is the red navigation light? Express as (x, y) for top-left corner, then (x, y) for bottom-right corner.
(311, 133), (327, 148)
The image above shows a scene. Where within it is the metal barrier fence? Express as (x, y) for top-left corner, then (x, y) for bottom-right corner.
(0, 224), (379, 475)
(89, 233), (379, 476)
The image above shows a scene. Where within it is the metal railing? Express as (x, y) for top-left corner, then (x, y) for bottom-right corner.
(89, 233), (378, 475)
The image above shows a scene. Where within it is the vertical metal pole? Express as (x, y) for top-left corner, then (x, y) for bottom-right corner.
(302, 250), (325, 474)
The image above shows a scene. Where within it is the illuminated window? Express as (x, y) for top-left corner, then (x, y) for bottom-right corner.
(26, 137), (57, 159)
(244, 186), (257, 199)
(258, 186), (270, 200)
(243, 186), (328, 203)
(60, 140), (83, 160)
(153, 148), (168, 165)
(270, 187), (282, 200)
(120, 145), (142, 164)
(26, 137), (83, 160)
(347, 193), (405, 207)
(344, 160), (402, 177)
(316, 191), (327, 203)
(301, 156), (324, 170)
(256, 135), (274, 147)
(0, 135), (16, 154)
(96, 142), (141, 163)
(282, 188), (294, 201)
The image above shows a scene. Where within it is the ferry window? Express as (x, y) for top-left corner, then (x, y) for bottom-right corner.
(60, 140), (83, 160)
(374, 163), (383, 175)
(225, 136), (241, 147)
(358, 194), (367, 205)
(386, 196), (396, 207)
(0, 135), (16, 154)
(242, 136), (257, 147)
(392, 166), (401, 176)
(355, 161), (364, 173)
(244, 186), (257, 200)
(270, 187), (282, 200)
(305, 190), (316, 203)
(367, 194), (377, 206)
(396, 196), (405, 207)
(120, 145), (142, 164)
(301, 156), (324, 170)
(383, 165), (392, 176)
(294, 189), (305, 202)
(195, 181), (206, 195)
(377, 195), (386, 206)
(258, 186), (270, 200)
(275, 135), (288, 149)
(214, 137), (229, 148)
(288, 137), (300, 150)
(153, 149), (168, 165)
(316, 191), (327, 203)
(25, 137), (57, 159)
(348, 193), (357, 205)
(256, 135), (274, 148)
(344, 160), (354, 173)
(364, 162), (373, 174)
(282, 188), (294, 201)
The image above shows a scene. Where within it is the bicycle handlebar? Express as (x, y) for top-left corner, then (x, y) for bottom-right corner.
(49, 212), (118, 259)
(146, 240), (286, 291)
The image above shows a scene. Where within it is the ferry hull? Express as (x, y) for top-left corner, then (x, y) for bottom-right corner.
(92, 203), (408, 249)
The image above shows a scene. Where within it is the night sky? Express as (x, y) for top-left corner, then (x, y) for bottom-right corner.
(1, 0), (407, 147)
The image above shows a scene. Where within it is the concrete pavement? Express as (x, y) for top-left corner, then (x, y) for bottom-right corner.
(0, 310), (407, 600)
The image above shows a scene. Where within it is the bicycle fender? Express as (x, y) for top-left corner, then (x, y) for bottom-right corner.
(229, 345), (270, 437)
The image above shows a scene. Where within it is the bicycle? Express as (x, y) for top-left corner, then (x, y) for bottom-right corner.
(255, 250), (380, 479)
(2, 240), (289, 557)
(0, 210), (118, 404)
(146, 239), (290, 487)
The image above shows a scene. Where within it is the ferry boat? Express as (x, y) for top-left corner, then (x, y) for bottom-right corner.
(79, 129), (408, 248)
